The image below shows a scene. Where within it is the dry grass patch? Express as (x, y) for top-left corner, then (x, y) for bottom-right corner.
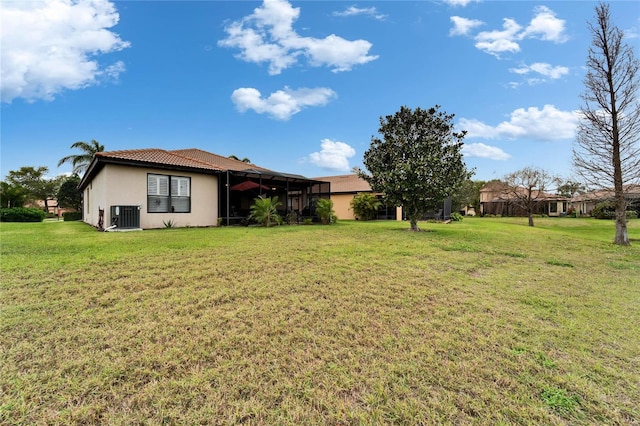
(1, 218), (639, 424)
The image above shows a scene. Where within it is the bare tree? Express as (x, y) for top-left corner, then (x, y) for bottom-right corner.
(503, 167), (555, 227)
(573, 3), (640, 245)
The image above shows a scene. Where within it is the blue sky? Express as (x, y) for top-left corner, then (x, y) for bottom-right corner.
(1, 0), (639, 183)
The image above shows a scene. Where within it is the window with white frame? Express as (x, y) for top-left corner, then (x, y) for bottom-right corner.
(148, 174), (190, 213)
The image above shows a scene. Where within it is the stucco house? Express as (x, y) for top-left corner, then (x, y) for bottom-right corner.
(78, 148), (329, 229)
(479, 181), (568, 217)
(572, 184), (640, 216)
(312, 174), (401, 220)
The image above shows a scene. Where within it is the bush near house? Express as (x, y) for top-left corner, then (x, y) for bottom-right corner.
(62, 211), (82, 221)
(0, 207), (46, 222)
(315, 198), (337, 224)
(350, 192), (381, 221)
(592, 201), (637, 219)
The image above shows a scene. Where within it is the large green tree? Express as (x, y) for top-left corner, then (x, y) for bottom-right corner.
(0, 181), (27, 208)
(57, 175), (82, 211)
(573, 3), (640, 245)
(5, 167), (62, 212)
(359, 105), (473, 231)
(58, 140), (104, 175)
(452, 179), (486, 215)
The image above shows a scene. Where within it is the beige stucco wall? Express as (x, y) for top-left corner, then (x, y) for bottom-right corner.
(84, 164), (218, 229)
(329, 193), (403, 221)
(331, 193), (356, 220)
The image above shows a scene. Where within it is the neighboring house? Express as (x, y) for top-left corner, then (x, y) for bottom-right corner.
(313, 174), (401, 220)
(479, 181), (569, 217)
(314, 174), (453, 221)
(78, 148), (329, 229)
(572, 184), (640, 216)
(28, 199), (66, 216)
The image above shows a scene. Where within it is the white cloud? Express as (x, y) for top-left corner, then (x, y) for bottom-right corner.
(462, 143), (510, 160)
(459, 105), (579, 141)
(231, 86), (336, 121)
(333, 6), (387, 21)
(474, 18), (522, 56)
(509, 62), (569, 82)
(444, 0), (480, 6)
(0, 0), (130, 103)
(449, 16), (484, 36)
(624, 26), (639, 39)
(308, 139), (356, 171)
(520, 6), (568, 43)
(219, 0), (378, 75)
(456, 6), (568, 58)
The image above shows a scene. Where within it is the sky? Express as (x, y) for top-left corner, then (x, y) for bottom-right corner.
(1, 0), (639, 183)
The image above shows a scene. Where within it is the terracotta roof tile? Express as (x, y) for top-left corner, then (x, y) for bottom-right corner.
(171, 148), (272, 172)
(96, 149), (222, 171)
(312, 174), (372, 193)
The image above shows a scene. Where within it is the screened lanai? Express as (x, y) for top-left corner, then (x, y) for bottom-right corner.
(219, 169), (330, 225)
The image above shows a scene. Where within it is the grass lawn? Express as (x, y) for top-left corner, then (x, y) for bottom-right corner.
(1, 217), (639, 425)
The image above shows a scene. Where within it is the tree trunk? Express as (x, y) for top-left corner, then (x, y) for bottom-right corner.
(614, 193), (630, 245)
(409, 218), (420, 231)
(528, 213), (534, 227)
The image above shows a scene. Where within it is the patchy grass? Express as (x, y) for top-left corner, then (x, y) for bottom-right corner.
(1, 218), (639, 425)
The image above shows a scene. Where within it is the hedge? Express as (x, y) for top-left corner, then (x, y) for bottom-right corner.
(63, 211), (83, 221)
(0, 207), (46, 222)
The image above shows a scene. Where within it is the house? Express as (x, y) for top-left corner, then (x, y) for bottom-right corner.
(78, 148), (330, 229)
(314, 173), (454, 221)
(572, 184), (640, 216)
(313, 174), (401, 220)
(479, 181), (569, 217)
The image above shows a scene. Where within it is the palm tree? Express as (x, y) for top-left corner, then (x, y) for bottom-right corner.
(58, 140), (104, 175)
(228, 155), (251, 163)
(315, 198), (336, 224)
(249, 196), (281, 227)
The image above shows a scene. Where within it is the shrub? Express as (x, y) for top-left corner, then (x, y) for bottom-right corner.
(316, 199), (336, 225)
(285, 211), (299, 225)
(592, 201), (615, 219)
(63, 211), (82, 221)
(249, 196), (281, 227)
(592, 201), (637, 219)
(350, 193), (381, 221)
(0, 207), (46, 222)
(450, 212), (463, 221)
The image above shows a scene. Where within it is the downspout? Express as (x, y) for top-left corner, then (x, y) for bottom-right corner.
(226, 170), (230, 226)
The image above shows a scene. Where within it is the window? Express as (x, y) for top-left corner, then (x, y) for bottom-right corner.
(549, 202), (558, 213)
(148, 174), (190, 213)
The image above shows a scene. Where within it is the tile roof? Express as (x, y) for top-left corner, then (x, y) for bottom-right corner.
(80, 147), (326, 190)
(171, 148), (272, 172)
(312, 174), (372, 193)
(95, 149), (222, 171)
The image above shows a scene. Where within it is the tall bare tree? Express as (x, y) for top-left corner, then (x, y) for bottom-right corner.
(573, 3), (640, 245)
(503, 167), (555, 227)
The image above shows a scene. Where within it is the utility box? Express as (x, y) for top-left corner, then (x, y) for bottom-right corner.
(110, 205), (141, 229)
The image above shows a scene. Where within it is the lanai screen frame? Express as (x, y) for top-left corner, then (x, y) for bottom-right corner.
(219, 169), (330, 225)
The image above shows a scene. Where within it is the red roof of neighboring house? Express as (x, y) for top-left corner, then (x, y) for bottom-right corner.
(312, 174), (372, 193)
(572, 184), (640, 202)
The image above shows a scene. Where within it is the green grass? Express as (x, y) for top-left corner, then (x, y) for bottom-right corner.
(1, 217), (639, 425)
